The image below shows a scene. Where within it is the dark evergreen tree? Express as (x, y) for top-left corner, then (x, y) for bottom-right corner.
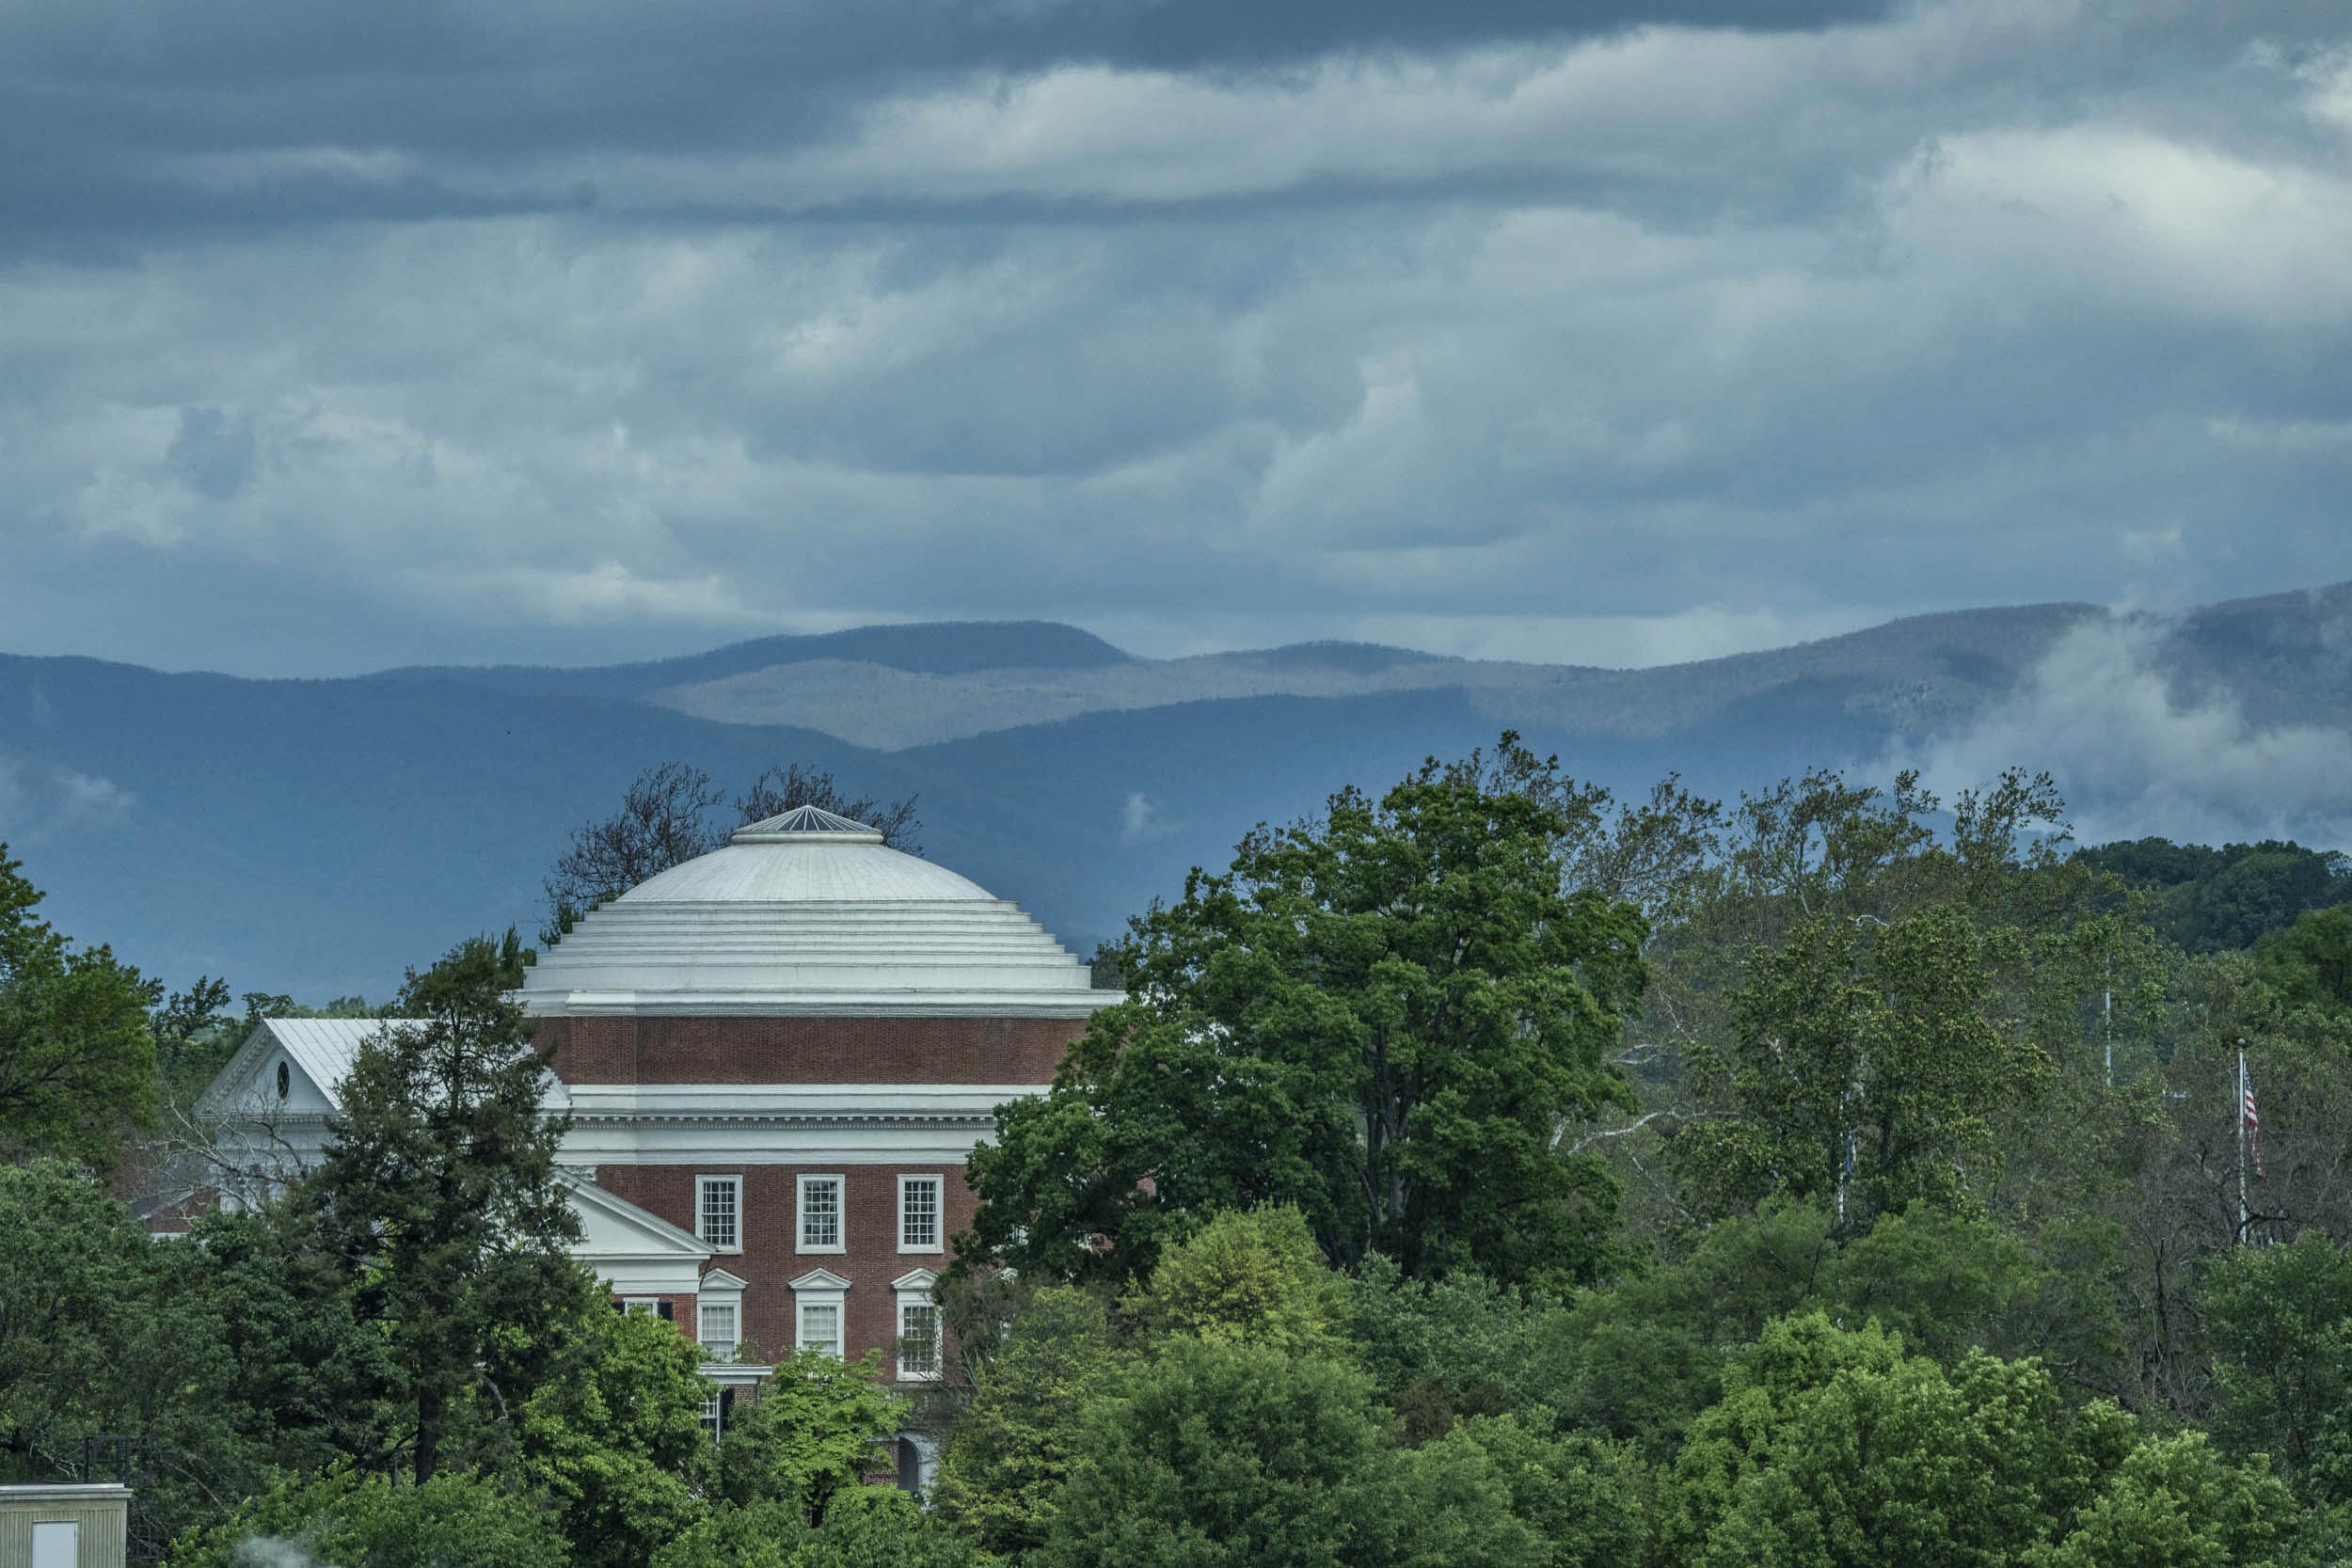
(302, 929), (585, 1482)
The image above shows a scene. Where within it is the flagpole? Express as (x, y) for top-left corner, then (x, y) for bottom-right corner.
(2236, 1046), (2249, 1245)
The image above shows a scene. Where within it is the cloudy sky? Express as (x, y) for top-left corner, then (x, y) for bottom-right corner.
(4, 0), (2349, 675)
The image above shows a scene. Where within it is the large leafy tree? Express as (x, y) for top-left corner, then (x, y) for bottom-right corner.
(516, 1304), (716, 1568)
(1038, 1337), (1394, 1568)
(1683, 904), (2049, 1229)
(302, 930), (585, 1482)
(0, 847), (157, 1171)
(169, 1468), (569, 1568)
(2202, 1228), (2352, 1503)
(713, 1347), (906, 1522)
(2256, 905), (2352, 1012)
(0, 1163), (251, 1543)
(656, 1488), (980, 1568)
(1121, 1207), (1347, 1357)
(1660, 1313), (2138, 1568)
(930, 1287), (1120, 1560)
(969, 736), (1647, 1289)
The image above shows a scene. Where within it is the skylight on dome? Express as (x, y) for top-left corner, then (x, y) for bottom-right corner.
(730, 804), (885, 844)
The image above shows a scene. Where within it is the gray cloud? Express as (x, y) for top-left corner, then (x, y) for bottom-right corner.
(1, 0), (2349, 674)
(1901, 618), (2352, 848)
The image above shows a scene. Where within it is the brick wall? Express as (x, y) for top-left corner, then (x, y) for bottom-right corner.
(539, 1014), (1083, 1085)
(594, 1161), (976, 1380)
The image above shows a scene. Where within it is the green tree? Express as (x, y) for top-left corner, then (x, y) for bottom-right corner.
(175, 1201), (404, 1488)
(1122, 1207), (1347, 1356)
(1343, 1255), (1563, 1442)
(715, 1348), (905, 1522)
(656, 1489), (979, 1568)
(930, 1287), (1119, 1559)
(1039, 1337), (1392, 1568)
(971, 736), (1647, 1289)
(169, 1467), (568, 1568)
(302, 930), (584, 1481)
(1685, 904), (2048, 1227)
(0, 1163), (249, 1542)
(1660, 1313), (2137, 1568)
(0, 847), (157, 1171)
(516, 1302), (717, 1568)
(2203, 1228), (2352, 1501)
(1387, 1415), (1647, 1568)
(2256, 905), (2352, 1011)
(2027, 1431), (2317, 1568)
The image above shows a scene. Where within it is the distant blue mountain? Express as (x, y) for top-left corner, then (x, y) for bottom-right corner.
(367, 619), (1131, 699)
(3, 584), (2344, 1000)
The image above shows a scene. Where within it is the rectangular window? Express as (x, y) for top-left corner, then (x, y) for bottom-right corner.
(699, 1387), (736, 1443)
(621, 1297), (672, 1320)
(799, 1300), (843, 1358)
(898, 1175), (943, 1252)
(798, 1175), (845, 1252)
(898, 1301), (941, 1381)
(696, 1175), (741, 1252)
(699, 1301), (739, 1358)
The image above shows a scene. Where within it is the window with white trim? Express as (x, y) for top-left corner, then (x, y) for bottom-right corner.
(619, 1297), (674, 1321)
(696, 1175), (741, 1252)
(698, 1300), (739, 1359)
(798, 1298), (844, 1359)
(898, 1175), (943, 1253)
(897, 1300), (941, 1381)
(699, 1387), (736, 1443)
(798, 1175), (845, 1252)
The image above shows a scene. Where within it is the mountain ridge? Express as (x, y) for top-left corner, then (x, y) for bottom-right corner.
(3, 579), (2346, 999)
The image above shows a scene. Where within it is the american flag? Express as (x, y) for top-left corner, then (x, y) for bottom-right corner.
(2242, 1060), (2265, 1179)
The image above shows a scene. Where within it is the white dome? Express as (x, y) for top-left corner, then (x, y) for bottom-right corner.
(618, 840), (994, 905)
(517, 807), (1108, 1018)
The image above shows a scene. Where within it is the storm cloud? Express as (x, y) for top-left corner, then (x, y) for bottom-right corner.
(2, 0), (2348, 674)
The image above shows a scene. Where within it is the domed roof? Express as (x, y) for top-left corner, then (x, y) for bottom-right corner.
(517, 808), (1109, 1019)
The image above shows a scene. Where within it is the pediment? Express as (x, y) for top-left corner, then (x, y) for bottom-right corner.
(789, 1267), (852, 1292)
(565, 1176), (715, 1261)
(892, 1268), (939, 1291)
(196, 1022), (342, 1119)
(699, 1267), (751, 1293)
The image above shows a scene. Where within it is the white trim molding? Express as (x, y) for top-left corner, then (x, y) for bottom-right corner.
(790, 1268), (851, 1360)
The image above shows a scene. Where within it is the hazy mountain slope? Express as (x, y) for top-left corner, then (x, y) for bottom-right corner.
(0, 657), (893, 997)
(648, 602), (2095, 749)
(5, 582), (2346, 1000)
(2158, 580), (2352, 729)
(368, 620), (1130, 701)
(0, 663), (1876, 1001)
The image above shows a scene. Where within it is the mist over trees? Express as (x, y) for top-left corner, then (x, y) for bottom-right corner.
(4, 732), (2352, 1565)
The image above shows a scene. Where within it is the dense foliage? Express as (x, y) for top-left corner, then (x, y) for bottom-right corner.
(6, 738), (2352, 1566)
(969, 737), (1646, 1290)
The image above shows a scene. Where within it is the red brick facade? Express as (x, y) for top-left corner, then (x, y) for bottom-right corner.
(539, 1014), (1081, 1086)
(559, 1009), (1088, 1378)
(594, 1160), (979, 1375)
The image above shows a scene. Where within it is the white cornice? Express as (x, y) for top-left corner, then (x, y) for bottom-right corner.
(526, 990), (1116, 1019)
